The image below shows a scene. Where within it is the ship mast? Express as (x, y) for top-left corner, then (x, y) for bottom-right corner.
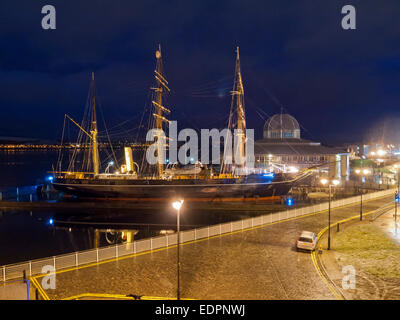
(90, 72), (99, 175)
(233, 47), (246, 172)
(151, 44), (170, 177)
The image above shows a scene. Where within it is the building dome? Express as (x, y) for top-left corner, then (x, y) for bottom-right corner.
(263, 113), (301, 139)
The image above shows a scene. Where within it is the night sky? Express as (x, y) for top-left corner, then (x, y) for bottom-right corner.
(1, 0), (400, 145)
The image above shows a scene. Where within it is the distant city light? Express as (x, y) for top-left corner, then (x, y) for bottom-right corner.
(287, 166), (299, 173)
(332, 179), (340, 186)
(47, 218), (54, 225)
(363, 169), (370, 175)
(46, 176), (54, 182)
(377, 149), (386, 156)
(355, 169), (361, 174)
(320, 178), (328, 185)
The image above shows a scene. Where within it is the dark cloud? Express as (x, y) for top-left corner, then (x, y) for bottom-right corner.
(0, 0), (399, 144)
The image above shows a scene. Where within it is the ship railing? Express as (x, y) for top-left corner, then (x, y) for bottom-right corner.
(0, 188), (395, 283)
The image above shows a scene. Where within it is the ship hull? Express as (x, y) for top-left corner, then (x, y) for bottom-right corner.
(52, 176), (293, 200)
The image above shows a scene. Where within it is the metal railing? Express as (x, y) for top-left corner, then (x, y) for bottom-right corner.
(0, 188), (395, 282)
(370, 203), (394, 221)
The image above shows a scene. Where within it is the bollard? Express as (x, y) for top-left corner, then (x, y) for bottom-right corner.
(23, 270), (26, 283)
(26, 279), (30, 300)
(337, 223), (340, 232)
(35, 288), (39, 300)
(318, 245), (323, 255)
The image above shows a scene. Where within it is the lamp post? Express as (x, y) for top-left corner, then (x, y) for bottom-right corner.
(355, 168), (371, 221)
(320, 178), (340, 250)
(394, 166), (399, 220)
(360, 189), (363, 221)
(172, 199), (184, 300)
(105, 161), (114, 174)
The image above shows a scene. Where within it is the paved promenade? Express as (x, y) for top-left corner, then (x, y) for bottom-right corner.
(32, 195), (392, 300)
(0, 280), (35, 300)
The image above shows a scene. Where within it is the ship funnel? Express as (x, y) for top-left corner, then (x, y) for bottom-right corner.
(124, 147), (135, 174)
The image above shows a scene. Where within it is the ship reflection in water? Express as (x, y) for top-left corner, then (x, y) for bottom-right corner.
(0, 205), (260, 265)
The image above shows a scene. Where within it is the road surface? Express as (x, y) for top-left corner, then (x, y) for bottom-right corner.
(33, 195), (392, 300)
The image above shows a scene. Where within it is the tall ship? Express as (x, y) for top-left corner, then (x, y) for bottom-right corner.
(52, 46), (308, 201)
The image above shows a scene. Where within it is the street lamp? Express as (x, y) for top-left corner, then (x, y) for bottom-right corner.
(320, 178), (340, 250)
(355, 168), (371, 221)
(393, 166), (399, 220)
(105, 161), (114, 174)
(172, 199), (184, 300)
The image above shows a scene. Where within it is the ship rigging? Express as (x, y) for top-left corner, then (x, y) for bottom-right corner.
(52, 45), (307, 201)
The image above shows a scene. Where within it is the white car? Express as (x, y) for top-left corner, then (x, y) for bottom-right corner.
(296, 231), (317, 251)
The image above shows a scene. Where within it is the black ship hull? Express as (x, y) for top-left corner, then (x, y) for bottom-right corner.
(52, 174), (294, 200)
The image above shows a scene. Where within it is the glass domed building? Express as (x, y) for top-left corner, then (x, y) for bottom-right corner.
(263, 113), (301, 139)
(255, 113), (349, 178)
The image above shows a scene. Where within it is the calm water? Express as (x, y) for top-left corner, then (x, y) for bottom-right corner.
(0, 150), (255, 265)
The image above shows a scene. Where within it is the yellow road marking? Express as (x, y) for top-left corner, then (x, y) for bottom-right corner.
(30, 194), (393, 300)
(30, 276), (50, 300)
(62, 293), (193, 300)
(310, 250), (342, 300)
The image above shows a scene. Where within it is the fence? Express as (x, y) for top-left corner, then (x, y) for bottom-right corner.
(0, 188), (395, 282)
